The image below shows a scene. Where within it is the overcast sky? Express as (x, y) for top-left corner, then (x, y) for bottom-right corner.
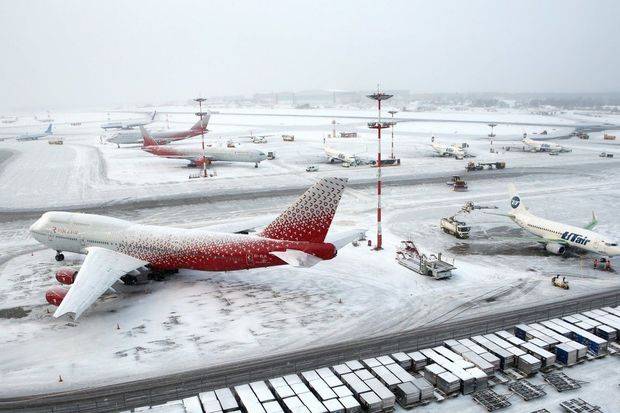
(1, 0), (619, 110)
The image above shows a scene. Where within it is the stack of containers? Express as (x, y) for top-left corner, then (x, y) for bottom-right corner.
(302, 370), (337, 403)
(282, 396), (310, 413)
(407, 351), (428, 372)
(364, 378), (396, 412)
(602, 306), (620, 317)
(495, 330), (525, 347)
(338, 396), (361, 413)
(470, 336), (515, 369)
(423, 363), (445, 385)
(519, 342), (556, 368)
(344, 360), (365, 372)
(390, 352), (412, 370)
(262, 401), (284, 413)
(393, 382), (420, 408)
(581, 310), (619, 341)
(199, 391), (223, 413)
(436, 371), (460, 395)
(420, 348), (476, 394)
(234, 384), (266, 413)
(250, 381), (277, 407)
(527, 324), (588, 362)
(358, 392), (382, 413)
(457, 338), (501, 371)
(547, 318), (608, 356)
(215, 388), (240, 413)
(555, 342), (578, 366)
(516, 353), (541, 376)
(183, 396), (205, 413)
(331, 365), (363, 413)
(269, 378), (296, 402)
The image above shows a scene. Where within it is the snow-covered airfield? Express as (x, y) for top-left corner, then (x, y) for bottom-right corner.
(0, 105), (619, 398)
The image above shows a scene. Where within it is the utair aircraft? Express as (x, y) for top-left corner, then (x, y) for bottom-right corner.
(101, 111), (157, 130)
(430, 142), (472, 159)
(15, 124), (53, 141)
(522, 136), (570, 154)
(497, 184), (620, 257)
(30, 178), (364, 319)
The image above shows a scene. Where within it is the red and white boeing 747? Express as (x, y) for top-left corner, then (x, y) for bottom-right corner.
(30, 178), (364, 319)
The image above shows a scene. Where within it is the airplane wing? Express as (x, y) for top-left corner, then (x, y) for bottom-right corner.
(584, 212), (598, 230)
(193, 215), (277, 233)
(54, 247), (148, 319)
(488, 235), (568, 245)
(325, 229), (367, 249)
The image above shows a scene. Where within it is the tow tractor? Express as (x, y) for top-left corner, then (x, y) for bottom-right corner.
(551, 275), (569, 290)
(396, 240), (456, 279)
(446, 175), (468, 191)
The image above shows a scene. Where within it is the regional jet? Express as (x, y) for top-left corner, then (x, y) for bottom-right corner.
(15, 124), (53, 141)
(140, 126), (267, 168)
(325, 145), (358, 164)
(522, 137), (570, 154)
(101, 111), (157, 130)
(107, 115), (210, 146)
(497, 184), (620, 257)
(30, 178), (365, 319)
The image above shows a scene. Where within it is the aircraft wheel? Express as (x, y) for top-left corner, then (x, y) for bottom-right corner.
(255, 163), (258, 168)
(55, 253), (65, 262)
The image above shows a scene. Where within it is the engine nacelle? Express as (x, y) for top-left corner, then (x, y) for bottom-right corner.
(545, 242), (566, 255)
(46, 286), (68, 306)
(56, 267), (77, 285)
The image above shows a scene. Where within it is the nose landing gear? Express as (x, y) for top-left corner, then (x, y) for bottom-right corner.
(55, 252), (65, 262)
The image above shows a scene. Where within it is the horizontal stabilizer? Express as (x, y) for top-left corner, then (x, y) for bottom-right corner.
(270, 249), (323, 267)
(325, 229), (367, 250)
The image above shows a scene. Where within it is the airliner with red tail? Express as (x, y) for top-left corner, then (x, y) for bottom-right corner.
(30, 178), (364, 319)
(140, 126), (267, 168)
(107, 114), (210, 146)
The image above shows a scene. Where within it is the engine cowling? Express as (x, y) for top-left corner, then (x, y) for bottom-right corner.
(55, 268), (77, 285)
(545, 242), (566, 255)
(46, 286), (68, 306)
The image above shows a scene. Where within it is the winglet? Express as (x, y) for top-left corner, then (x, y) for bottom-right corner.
(140, 126), (158, 147)
(584, 211), (598, 230)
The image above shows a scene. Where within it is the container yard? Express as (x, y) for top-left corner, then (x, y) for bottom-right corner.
(120, 304), (620, 413)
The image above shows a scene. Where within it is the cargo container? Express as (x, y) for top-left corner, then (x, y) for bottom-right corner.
(528, 338), (550, 350)
(433, 346), (465, 363)
(461, 351), (494, 375)
(540, 320), (572, 338)
(390, 352), (412, 369)
(332, 386), (352, 398)
(358, 392), (382, 413)
(282, 396), (310, 413)
(555, 342), (578, 366)
(263, 401), (285, 413)
(183, 396), (204, 413)
(338, 396), (361, 413)
(284, 375), (303, 386)
(291, 383), (311, 396)
(470, 336), (515, 369)
(436, 371), (460, 395)
(354, 369), (374, 381)
(200, 391), (222, 413)
(298, 391), (327, 413)
(344, 360), (364, 371)
(565, 341), (588, 360)
(516, 354), (541, 376)
(467, 367), (488, 391)
(457, 339), (487, 355)
(302, 371), (321, 383)
(251, 381), (276, 403)
(602, 306), (620, 318)
(394, 382), (420, 408)
(376, 355), (395, 366)
(369, 365), (400, 389)
(322, 399), (344, 413)
(332, 365), (352, 377)
(423, 363), (445, 385)
(407, 351), (427, 371)
(494, 330), (525, 347)
(412, 377), (433, 401)
(548, 318), (608, 356)
(520, 342), (556, 367)
(364, 377), (396, 411)
(385, 363), (415, 383)
(362, 358), (382, 369)
(479, 352), (500, 371)
(215, 388), (239, 412)
(308, 378), (337, 401)
(235, 384), (267, 413)
(340, 373), (371, 395)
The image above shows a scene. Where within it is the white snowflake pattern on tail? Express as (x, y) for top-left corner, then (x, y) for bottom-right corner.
(261, 177), (348, 243)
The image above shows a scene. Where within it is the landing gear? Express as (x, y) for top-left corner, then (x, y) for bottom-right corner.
(254, 162), (259, 168)
(55, 252), (65, 262)
(120, 274), (138, 285)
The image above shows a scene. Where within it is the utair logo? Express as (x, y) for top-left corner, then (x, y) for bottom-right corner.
(510, 196), (520, 209)
(561, 231), (591, 246)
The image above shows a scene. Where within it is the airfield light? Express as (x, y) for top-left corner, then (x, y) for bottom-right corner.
(194, 97), (208, 178)
(367, 89), (393, 251)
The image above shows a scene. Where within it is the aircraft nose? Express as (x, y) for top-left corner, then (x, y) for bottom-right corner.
(29, 216), (43, 233)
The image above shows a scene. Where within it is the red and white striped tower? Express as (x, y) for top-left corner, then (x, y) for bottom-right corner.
(367, 90), (393, 251)
(194, 97), (208, 178)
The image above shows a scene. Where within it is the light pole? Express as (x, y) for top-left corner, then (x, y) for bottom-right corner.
(367, 90), (393, 251)
(388, 110), (398, 159)
(488, 123), (497, 138)
(194, 97), (208, 178)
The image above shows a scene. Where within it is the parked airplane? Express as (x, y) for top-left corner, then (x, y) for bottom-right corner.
(30, 177), (364, 319)
(101, 111), (157, 130)
(495, 184), (619, 257)
(107, 115), (210, 147)
(522, 137), (570, 153)
(34, 113), (54, 122)
(15, 124), (53, 141)
(140, 126), (267, 168)
(325, 145), (358, 164)
(431, 142), (472, 159)
(1, 116), (18, 124)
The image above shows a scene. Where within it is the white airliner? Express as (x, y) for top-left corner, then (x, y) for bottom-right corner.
(431, 142), (472, 159)
(500, 184), (619, 257)
(522, 137), (570, 154)
(101, 111), (157, 130)
(325, 145), (358, 164)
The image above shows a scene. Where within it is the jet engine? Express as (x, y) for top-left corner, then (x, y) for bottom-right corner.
(192, 158), (211, 168)
(545, 242), (566, 255)
(55, 267), (77, 285)
(46, 286), (68, 306)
